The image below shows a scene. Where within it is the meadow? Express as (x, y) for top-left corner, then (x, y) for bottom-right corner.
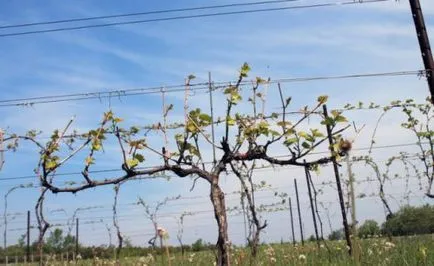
(32, 235), (433, 265)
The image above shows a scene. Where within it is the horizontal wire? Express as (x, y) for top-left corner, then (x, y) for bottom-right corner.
(0, 0), (389, 38)
(2, 173), (426, 224)
(5, 189), (426, 231)
(0, 141), (425, 182)
(0, 69), (422, 108)
(0, 0), (301, 30)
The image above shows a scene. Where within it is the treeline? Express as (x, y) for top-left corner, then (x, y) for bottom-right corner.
(329, 204), (434, 240)
(0, 229), (215, 261)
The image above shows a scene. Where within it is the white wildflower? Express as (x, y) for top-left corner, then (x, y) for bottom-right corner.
(299, 254), (307, 260)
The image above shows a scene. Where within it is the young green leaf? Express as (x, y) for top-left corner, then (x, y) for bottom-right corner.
(317, 95), (328, 104)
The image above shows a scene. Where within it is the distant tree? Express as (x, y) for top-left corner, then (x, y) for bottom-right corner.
(45, 228), (64, 253)
(123, 237), (133, 248)
(328, 229), (344, 241)
(191, 238), (204, 252)
(307, 235), (316, 242)
(63, 234), (76, 252)
(358, 220), (380, 238)
(382, 205), (434, 236)
(17, 234), (26, 248)
(44, 229), (79, 254)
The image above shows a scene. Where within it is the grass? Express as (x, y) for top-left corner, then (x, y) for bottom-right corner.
(19, 235), (434, 265)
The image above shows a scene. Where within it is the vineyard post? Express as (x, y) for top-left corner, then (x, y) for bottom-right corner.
(408, 0), (434, 103)
(288, 197), (296, 246)
(304, 163), (320, 248)
(323, 104), (352, 255)
(208, 71), (216, 164)
(346, 153), (360, 262)
(75, 218), (79, 257)
(294, 179), (304, 246)
(241, 188), (248, 246)
(27, 210), (30, 263)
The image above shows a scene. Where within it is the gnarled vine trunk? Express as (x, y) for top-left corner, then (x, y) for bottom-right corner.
(210, 180), (230, 266)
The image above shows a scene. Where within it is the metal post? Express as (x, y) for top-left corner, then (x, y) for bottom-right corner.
(323, 104), (352, 255)
(304, 164), (320, 248)
(288, 197), (296, 246)
(27, 210), (30, 262)
(294, 179), (304, 246)
(75, 218), (79, 256)
(409, 0), (434, 104)
(208, 72), (216, 164)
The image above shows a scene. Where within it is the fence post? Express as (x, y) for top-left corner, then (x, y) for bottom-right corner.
(304, 163), (320, 248)
(322, 104), (352, 255)
(27, 210), (30, 263)
(294, 178), (304, 246)
(76, 217), (79, 257)
(288, 197), (296, 246)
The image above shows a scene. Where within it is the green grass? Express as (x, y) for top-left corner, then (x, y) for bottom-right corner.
(19, 235), (434, 265)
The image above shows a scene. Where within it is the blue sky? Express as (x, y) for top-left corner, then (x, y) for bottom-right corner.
(0, 0), (433, 248)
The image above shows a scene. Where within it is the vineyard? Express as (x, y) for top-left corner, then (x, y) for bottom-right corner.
(0, 0), (433, 265)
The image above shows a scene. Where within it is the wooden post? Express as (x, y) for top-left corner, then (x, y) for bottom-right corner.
(75, 218), (79, 257)
(288, 197), (296, 246)
(347, 154), (360, 262)
(208, 71), (217, 165)
(294, 179), (304, 245)
(323, 104), (352, 255)
(304, 164), (320, 248)
(27, 210), (30, 263)
(408, 0), (434, 104)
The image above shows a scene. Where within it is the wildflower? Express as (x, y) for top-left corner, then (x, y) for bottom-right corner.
(299, 254), (307, 260)
(420, 247), (427, 258)
(367, 248), (373, 256)
(385, 242), (395, 248)
(320, 244), (325, 249)
(157, 226), (167, 237)
(188, 253), (196, 263)
(384, 241), (395, 251)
